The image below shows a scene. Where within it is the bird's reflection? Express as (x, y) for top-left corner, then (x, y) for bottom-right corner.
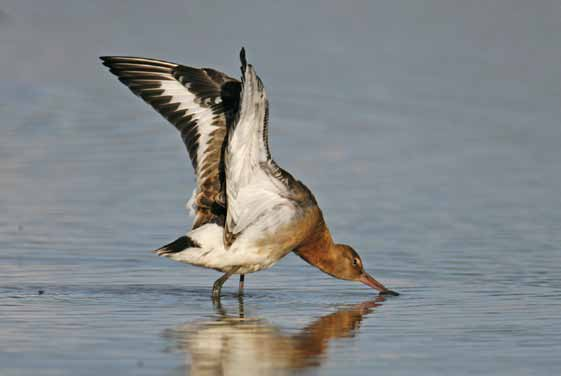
(164, 296), (385, 375)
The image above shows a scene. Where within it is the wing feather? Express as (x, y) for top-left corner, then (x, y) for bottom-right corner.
(223, 50), (298, 245)
(100, 56), (241, 229)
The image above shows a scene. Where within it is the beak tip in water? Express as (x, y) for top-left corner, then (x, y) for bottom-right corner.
(359, 273), (399, 296)
(379, 289), (400, 296)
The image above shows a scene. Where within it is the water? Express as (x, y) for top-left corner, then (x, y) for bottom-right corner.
(1, 1), (561, 375)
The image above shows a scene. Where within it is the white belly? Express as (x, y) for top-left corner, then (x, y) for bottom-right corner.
(168, 221), (297, 274)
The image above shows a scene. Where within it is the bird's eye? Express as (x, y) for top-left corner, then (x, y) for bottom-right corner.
(352, 258), (359, 267)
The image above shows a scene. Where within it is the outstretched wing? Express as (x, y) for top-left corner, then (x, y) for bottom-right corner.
(100, 56), (241, 229)
(223, 49), (297, 246)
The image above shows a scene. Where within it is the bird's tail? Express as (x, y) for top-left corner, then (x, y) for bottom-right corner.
(153, 235), (201, 257)
(152, 223), (229, 269)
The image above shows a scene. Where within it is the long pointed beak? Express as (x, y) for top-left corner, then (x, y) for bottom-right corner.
(359, 273), (400, 296)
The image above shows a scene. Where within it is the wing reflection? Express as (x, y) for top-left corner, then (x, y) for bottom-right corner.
(164, 296), (384, 375)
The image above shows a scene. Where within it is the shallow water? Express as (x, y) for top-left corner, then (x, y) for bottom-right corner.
(1, 1), (561, 375)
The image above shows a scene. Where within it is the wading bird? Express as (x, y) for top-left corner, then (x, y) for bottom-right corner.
(167, 296), (384, 374)
(100, 49), (398, 299)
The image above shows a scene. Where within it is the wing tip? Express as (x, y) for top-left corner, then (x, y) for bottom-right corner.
(240, 47), (247, 73)
(99, 56), (111, 68)
(98, 56), (178, 69)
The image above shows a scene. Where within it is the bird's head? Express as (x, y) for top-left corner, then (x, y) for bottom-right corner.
(329, 244), (399, 296)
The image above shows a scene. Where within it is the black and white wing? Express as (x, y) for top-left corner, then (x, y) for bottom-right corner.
(223, 49), (297, 246)
(100, 56), (241, 229)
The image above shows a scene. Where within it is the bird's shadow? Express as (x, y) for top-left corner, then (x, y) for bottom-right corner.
(162, 294), (386, 375)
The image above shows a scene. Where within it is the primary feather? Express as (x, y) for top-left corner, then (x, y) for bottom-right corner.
(100, 55), (241, 229)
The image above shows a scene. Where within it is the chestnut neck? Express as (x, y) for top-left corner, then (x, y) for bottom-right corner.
(295, 220), (339, 276)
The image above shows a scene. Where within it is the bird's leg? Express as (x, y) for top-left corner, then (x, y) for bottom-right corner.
(212, 295), (226, 316)
(239, 274), (245, 294)
(212, 271), (234, 300)
(237, 293), (245, 318)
